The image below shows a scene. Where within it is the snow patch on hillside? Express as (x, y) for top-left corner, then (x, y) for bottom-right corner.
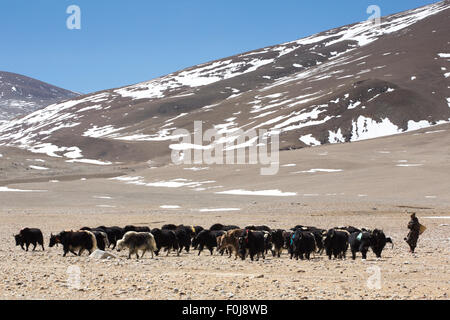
(351, 116), (401, 141)
(216, 189), (297, 196)
(328, 128), (345, 143)
(299, 134), (321, 146)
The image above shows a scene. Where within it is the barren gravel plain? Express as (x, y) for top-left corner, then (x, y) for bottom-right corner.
(0, 125), (449, 300)
(0, 208), (449, 300)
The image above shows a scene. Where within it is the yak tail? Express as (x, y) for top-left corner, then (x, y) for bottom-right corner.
(149, 234), (157, 251)
(386, 237), (394, 249)
(310, 234), (318, 253)
(103, 233), (110, 248)
(86, 231), (98, 251)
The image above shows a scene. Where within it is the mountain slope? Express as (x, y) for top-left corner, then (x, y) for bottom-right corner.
(0, 71), (79, 120)
(0, 1), (449, 165)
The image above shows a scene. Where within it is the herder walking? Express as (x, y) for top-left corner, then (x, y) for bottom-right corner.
(404, 212), (425, 253)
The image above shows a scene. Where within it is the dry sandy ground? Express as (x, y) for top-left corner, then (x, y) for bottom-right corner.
(0, 125), (449, 300)
(0, 209), (449, 300)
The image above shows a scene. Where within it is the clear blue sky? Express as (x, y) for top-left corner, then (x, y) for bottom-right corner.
(0, 0), (439, 94)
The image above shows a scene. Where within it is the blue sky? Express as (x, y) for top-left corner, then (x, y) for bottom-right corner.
(0, 0), (439, 94)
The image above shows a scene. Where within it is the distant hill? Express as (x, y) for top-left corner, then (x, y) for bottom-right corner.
(0, 71), (79, 120)
(0, 1), (449, 164)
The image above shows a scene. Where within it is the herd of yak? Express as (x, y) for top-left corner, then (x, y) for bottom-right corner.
(14, 223), (394, 262)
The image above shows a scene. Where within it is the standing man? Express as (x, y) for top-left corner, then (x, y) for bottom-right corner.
(404, 212), (422, 253)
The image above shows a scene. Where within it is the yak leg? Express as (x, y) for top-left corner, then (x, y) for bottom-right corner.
(361, 249), (368, 260)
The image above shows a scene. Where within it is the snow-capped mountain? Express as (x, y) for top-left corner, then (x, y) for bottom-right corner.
(0, 71), (79, 121)
(0, 1), (449, 165)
